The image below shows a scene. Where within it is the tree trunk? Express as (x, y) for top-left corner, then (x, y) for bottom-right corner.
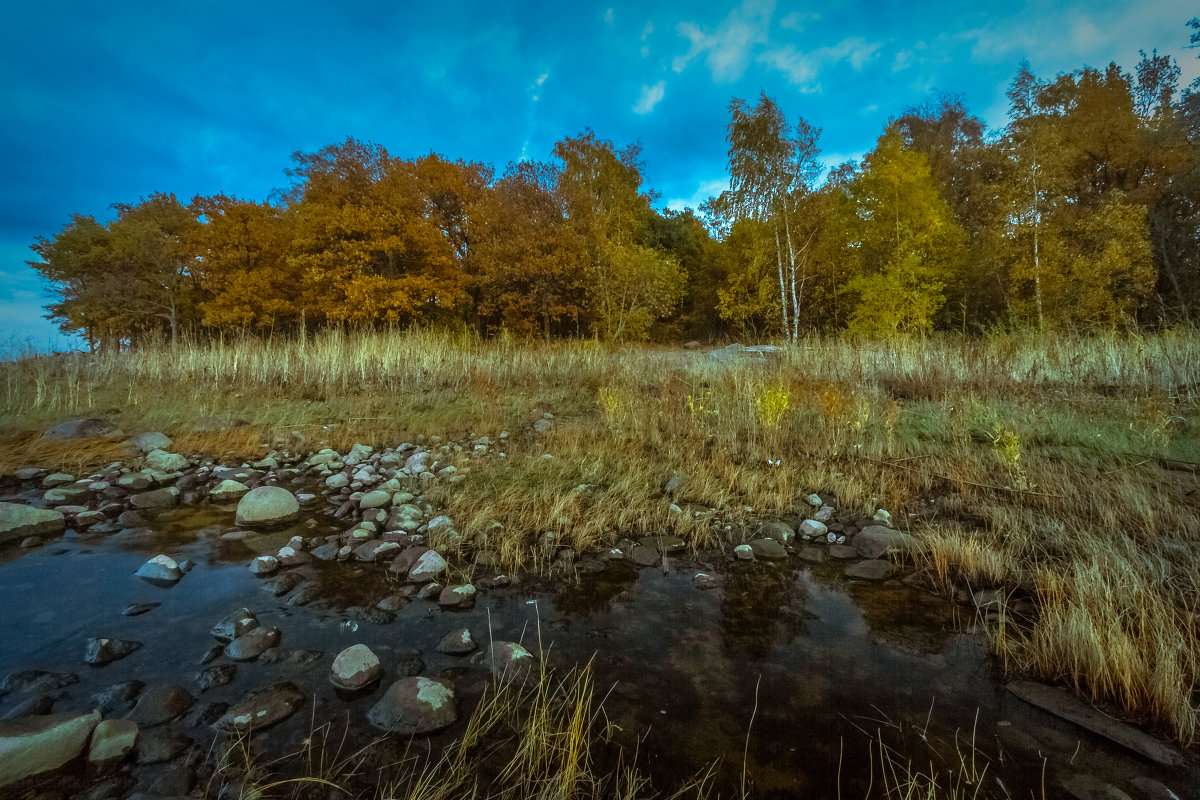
(773, 224), (789, 341)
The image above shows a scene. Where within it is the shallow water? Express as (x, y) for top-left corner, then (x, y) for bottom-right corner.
(0, 499), (1195, 799)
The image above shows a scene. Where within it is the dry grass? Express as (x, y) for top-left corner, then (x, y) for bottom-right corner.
(2, 329), (1200, 744)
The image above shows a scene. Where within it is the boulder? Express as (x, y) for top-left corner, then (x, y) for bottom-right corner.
(749, 538), (787, 559)
(437, 584), (476, 608)
(358, 490), (391, 510)
(248, 556), (279, 576)
(798, 519), (828, 539)
(145, 450), (188, 473)
(330, 644), (383, 690)
(213, 683), (305, 733)
(368, 677), (457, 734)
(135, 726), (193, 765)
(759, 522), (794, 544)
(476, 641), (536, 684)
(0, 709), (101, 788)
(0, 503), (65, 544)
(87, 718), (138, 766)
(128, 432), (172, 453)
(135, 555), (182, 584)
(209, 480), (249, 501)
(210, 608), (257, 642)
(435, 628), (477, 655)
(130, 488), (178, 509)
(43, 418), (120, 439)
(226, 627), (280, 661)
(408, 550), (447, 582)
(852, 526), (917, 559)
(129, 684), (195, 727)
(235, 486), (299, 528)
(85, 637), (142, 665)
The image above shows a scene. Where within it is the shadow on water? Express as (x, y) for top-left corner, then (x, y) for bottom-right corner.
(0, 503), (1195, 799)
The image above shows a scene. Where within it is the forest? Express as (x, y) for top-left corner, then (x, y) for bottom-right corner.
(28, 26), (1200, 348)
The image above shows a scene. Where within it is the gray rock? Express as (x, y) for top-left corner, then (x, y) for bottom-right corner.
(248, 555), (279, 576)
(638, 533), (686, 553)
(213, 682), (306, 733)
(435, 627), (477, 655)
(210, 608), (257, 642)
(43, 418), (120, 439)
(262, 572), (303, 596)
(129, 684), (194, 727)
(359, 490), (391, 509)
(89, 680), (144, 716)
(749, 538), (787, 559)
(0, 503), (65, 544)
(759, 522), (794, 544)
(85, 637), (142, 665)
(630, 545), (660, 566)
(693, 572), (721, 590)
(799, 519), (828, 539)
(134, 726), (192, 765)
(311, 542), (340, 561)
(829, 544), (858, 559)
(330, 644), (382, 690)
(1128, 777), (1182, 800)
(145, 449), (188, 473)
(1, 695), (55, 719)
(195, 665), (237, 693)
(135, 554), (182, 584)
(128, 432), (172, 453)
(43, 483), (93, 505)
(0, 708), (101, 789)
(235, 486), (299, 527)
(437, 584), (476, 608)
(130, 487), (178, 509)
(368, 676), (457, 734)
(355, 540), (400, 562)
(209, 479), (249, 501)
(408, 549), (447, 582)
(226, 627), (280, 661)
(1061, 773), (1132, 800)
(844, 560), (895, 581)
(852, 526), (916, 559)
(274, 546), (310, 567)
(475, 641), (536, 684)
(1, 670), (79, 694)
(117, 473), (153, 490)
(325, 472), (349, 489)
(733, 544), (754, 561)
(87, 718), (138, 765)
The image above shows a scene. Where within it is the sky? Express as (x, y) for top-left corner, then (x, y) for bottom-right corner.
(2, 0), (1197, 351)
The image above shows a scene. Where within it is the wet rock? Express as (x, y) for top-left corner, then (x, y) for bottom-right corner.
(368, 676), (457, 734)
(248, 555), (279, 576)
(1, 670), (79, 694)
(128, 432), (171, 453)
(693, 572), (721, 590)
(44, 483), (93, 505)
(209, 480), (249, 502)
(1128, 777), (1182, 800)
(235, 486), (299, 528)
(417, 583), (442, 601)
(475, 641), (536, 684)
(213, 682), (305, 733)
(630, 545), (660, 566)
(284, 582), (322, 607)
(1007, 681), (1185, 767)
(199, 645), (223, 665)
(853, 526), (916, 559)
(436, 628), (476, 655)
(799, 519), (828, 539)
(733, 544), (754, 561)
(749, 538), (787, 559)
(85, 637), (142, 665)
(330, 644), (383, 691)
(90, 680), (145, 715)
(210, 608), (257, 642)
(845, 560), (895, 581)
(135, 726), (192, 765)
(0, 502), (65, 544)
(828, 544), (858, 559)
(195, 665), (236, 693)
(129, 684), (195, 727)
(261, 572), (303, 596)
(226, 627), (280, 661)
(438, 584), (476, 608)
(376, 594), (407, 612)
(135, 554), (182, 584)
(275, 545), (310, 567)
(183, 701), (228, 729)
(88, 719), (138, 766)
(145, 450), (188, 473)
(43, 418), (120, 439)
(123, 602), (160, 617)
(311, 542), (340, 561)
(346, 606), (395, 625)
(130, 487), (179, 510)
(759, 522), (794, 544)
(355, 540), (400, 562)
(1061, 773), (1132, 800)
(0, 708), (100, 789)
(117, 474), (153, 491)
(1, 694), (56, 719)
(143, 760), (196, 795)
(797, 545), (826, 563)
(395, 655), (425, 678)
(638, 533), (686, 553)
(408, 549), (447, 582)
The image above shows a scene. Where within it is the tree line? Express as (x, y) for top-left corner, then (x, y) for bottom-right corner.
(30, 22), (1200, 347)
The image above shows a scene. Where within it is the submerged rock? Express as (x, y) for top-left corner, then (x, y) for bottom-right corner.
(213, 682), (305, 733)
(0, 503), (65, 544)
(844, 560), (895, 581)
(0, 709), (101, 789)
(368, 676), (457, 734)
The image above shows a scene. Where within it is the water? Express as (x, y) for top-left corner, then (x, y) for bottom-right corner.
(0, 501), (1194, 798)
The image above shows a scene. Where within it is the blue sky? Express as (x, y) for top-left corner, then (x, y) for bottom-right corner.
(2, 0), (1197, 351)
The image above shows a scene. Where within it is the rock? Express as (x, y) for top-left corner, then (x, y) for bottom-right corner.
(261, 572), (303, 597)
(1, 670), (79, 694)
(129, 684), (194, 727)
(189, 415), (248, 433)
(90, 681), (144, 715)
(805, 493), (822, 507)
(135, 554), (182, 584)
(368, 677), (457, 734)
(1061, 773), (1132, 800)
(145, 450), (188, 472)
(248, 555), (279, 576)
(43, 418), (120, 439)
(143, 760), (196, 795)
(852, 526), (917, 559)
(0, 503), (66, 546)
(330, 644), (383, 691)
(134, 726), (192, 765)
(195, 665), (237, 693)
(437, 584), (476, 608)
(435, 627), (477, 655)
(199, 645), (223, 665)
(799, 519), (828, 539)
(209, 480), (249, 501)
(1, 695), (55, 719)
(408, 549), (447, 582)
(1128, 777), (1182, 800)
(311, 542), (340, 561)
(130, 487), (178, 509)
(693, 572), (721, 590)
(377, 594), (407, 612)
(476, 641), (536, 684)
(829, 544), (858, 559)
(85, 637), (142, 665)
(128, 432), (172, 453)
(325, 473), (349, 490)
(533, 418), (553, 434)
(275, 546), (310, 567)
(759, 522), (794, 544)
(226, 627), (280, 661)
(873, 508), (893, 525)
(733, 544), (754, 561)
(285, 582), (322, 607)
(213, 683), (306, 733)
(42, 472), (74, 488)
(14, 468), (43, 481)
(122, 602), (160, 617)
(845, 560), (895, 581)
(235, 486), (299, 528)
(1007, 681), (1185, 767)
(630, 545), (660, 566)
(749, 538), (787, 559)
(43, 483), (93, 505)
(346, 606), (395, 625)
(0, 709), (101, 789)
(638, 533), (686, 553)
(355, 540), (400, 562)
(210, 608), (257, 642)
(87, 718), (138, 766)
(359, 490), (391, 509)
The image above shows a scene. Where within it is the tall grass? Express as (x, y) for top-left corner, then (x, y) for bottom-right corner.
(2, 329), (1199, 742)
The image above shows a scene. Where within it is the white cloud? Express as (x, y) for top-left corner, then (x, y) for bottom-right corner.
(604, 8), (614, 24)
(672, 0), (775, 83)
(667, 177), (729, 212)
(530, 72), (549, 102)
(780, 11), (818, 32)
(759, 36), (880, 91)
(641, 22), (654, 40)
(633, 80), (666, 114)
(893, 50), (913, 72)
